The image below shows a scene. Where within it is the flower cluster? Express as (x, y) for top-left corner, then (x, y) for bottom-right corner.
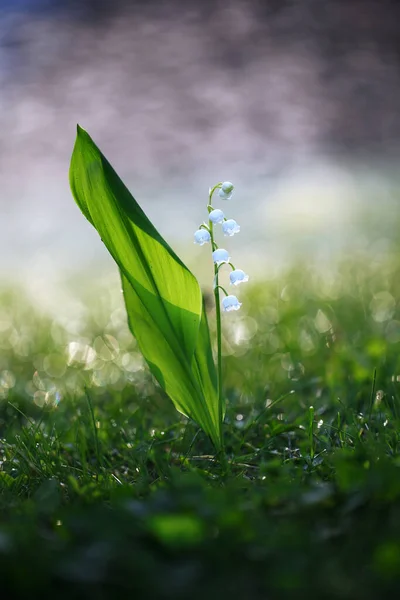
(194, 181), (249, 312)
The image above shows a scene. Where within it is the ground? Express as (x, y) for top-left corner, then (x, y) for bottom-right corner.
(1, 250), (400, 599)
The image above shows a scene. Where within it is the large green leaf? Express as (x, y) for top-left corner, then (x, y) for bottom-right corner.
(69, 126), (221, 448)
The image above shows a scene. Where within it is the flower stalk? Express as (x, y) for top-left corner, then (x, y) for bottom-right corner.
(194, 180), (249, 448)
(208, 185), (224, 438)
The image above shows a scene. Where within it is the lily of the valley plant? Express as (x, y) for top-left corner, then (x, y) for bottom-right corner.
(194, 182), (249, 432)
(69, 127), (248, 451)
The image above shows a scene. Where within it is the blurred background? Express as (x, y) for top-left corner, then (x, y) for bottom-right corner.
(1, 0), (400, 300)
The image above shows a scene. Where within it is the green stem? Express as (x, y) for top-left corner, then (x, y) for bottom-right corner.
(214, 284), (229, 296)
(214, 266), (223, 440)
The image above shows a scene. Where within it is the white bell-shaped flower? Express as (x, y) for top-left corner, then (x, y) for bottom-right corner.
(222, 219), (240, 237)
(209, 209), (225, 224)
(194, 229), (211, 246)
(222, 295), (242, 312)
(212, 248), (230, 265)
(230, 269), (249, 286)
(218, 181), (234, 200)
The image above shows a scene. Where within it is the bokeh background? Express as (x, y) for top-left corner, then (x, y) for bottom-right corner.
(1, 0), (400, 301)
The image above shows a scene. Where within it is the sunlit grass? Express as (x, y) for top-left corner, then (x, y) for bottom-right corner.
(2, 243), (400, 597)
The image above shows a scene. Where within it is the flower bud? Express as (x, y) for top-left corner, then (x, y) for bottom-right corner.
(230, 269), (249, 286)
(222, 219), (240, 237)
(194, 229), (211, 246)
(222, 295), (242, 312)
(218, 181), (234, 200)
(221, 181), (234, 193)
(212, 248), (230, 265)
(209, 209), (225, 224)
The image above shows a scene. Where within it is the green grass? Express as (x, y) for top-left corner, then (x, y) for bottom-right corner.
(2, 246), (400, 598)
